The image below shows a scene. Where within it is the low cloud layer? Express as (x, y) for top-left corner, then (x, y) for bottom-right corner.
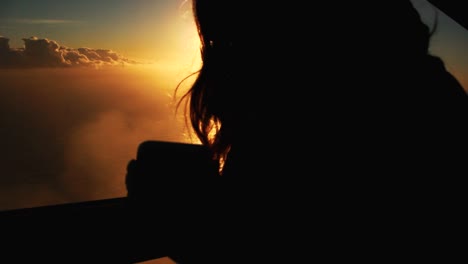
(0, 36), (137, 68)
(0, 67), (195, 210)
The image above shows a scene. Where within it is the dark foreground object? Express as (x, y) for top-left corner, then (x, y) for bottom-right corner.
(0, 140), (219, 263)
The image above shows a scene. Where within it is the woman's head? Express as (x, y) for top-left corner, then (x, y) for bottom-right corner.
(178, 1), (449, 166)
(178, 1), (263, 160)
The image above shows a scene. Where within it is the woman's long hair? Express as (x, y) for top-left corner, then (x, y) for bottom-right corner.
(175, 0), (466, 169)
(176, 0), (245, 164)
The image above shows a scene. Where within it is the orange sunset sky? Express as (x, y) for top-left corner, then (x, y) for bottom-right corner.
(1, 0), (201, 209)
(1, 0), (467, 263)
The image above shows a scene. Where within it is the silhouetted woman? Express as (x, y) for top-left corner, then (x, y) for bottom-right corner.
(178, 1), (467, 180)
(133, 1), (468, 263)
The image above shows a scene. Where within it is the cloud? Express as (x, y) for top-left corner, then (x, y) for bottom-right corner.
(0, 67), (194, 210)
(0, 36), (138, 68)
(0, 67), (191, 264)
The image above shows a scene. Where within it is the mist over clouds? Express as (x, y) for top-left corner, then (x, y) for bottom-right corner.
(0, 67), (195, 210)
(0, 36), (138, 68)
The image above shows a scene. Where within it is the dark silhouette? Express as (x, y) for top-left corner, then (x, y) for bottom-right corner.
(172, 0), (468, 179)
(1, 1), (467, 263)
(129, 1), (468, 263)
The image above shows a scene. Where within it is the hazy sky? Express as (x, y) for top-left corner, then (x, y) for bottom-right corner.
(1, 0), (467, 82)
(0, 0), (201, 214)
(0, 0), (199, 63)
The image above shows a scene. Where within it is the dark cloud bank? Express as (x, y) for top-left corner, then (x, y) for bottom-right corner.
(0, 66), (193, 211)
(0, 36), (138, 68)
